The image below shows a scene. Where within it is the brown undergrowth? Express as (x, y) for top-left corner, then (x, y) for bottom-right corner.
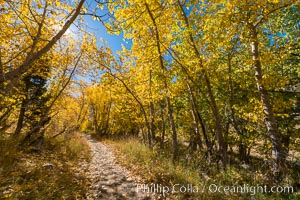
(105, 137), (300, 200)
(0, 132), (91, 200)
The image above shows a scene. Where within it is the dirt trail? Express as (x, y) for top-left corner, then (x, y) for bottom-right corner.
(84, 135), (153, 200)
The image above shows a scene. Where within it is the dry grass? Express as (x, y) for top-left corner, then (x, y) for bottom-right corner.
(106, 137), (300, 200)
(0, 132), (91, 199)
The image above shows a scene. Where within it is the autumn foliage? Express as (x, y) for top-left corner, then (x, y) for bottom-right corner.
(0, 0), (299, 199)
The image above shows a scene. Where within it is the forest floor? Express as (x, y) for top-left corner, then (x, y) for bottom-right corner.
(1, 134), (298, 199)
(83, 135), (159, 200)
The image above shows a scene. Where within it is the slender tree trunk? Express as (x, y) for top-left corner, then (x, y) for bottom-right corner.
(141, 127), (146, 144)
(14, 100), (27, 136)
(0, 48), (3, 89)
(14, 75), (30, 137)
(190, 109), (202, 149)
(166, 96), (178, 162)
(187, 84), (203, 150)
(159, 102), (165, 149)
(177, 0), (226, 168)
(227, 55), (248, 162)
(248, 23), (287, 180)
(149, 101), (156, 143)
(197, 111), (213, 160)
(149, 69), (156, 144)
(92, 106), (99, 134)
(145, 3), (178, 162)
(22, 115), (50, 145)
(103, 101), (111, 135)
(204, 73), (227, 169)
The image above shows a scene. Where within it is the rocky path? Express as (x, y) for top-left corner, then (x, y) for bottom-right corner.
(84, 135), (154, 200)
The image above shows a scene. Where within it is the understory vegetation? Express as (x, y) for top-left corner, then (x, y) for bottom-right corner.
(0, 133), (90, 199)
(109, 137), (299, 199)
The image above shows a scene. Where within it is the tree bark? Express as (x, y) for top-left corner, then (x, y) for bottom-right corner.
(166, 96), (179, 162)
(145, 3), (178, 162)
(149, 101), (156, 143)
(248, 23), (287, 180)
(149, 68), (155, 145)
(187, 83), (203, 150)
(227, 54), (249, 162)
(14, 99), (27, 136)
(204, 73), (227, 169)
(0, 48), (3, 89)
(159, 102), (165, 149)
(177, 0), (226, 168)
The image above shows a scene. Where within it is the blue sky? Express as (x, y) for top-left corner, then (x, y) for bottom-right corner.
(79, 0), (126, 54)
(84, 15), (124, 53)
